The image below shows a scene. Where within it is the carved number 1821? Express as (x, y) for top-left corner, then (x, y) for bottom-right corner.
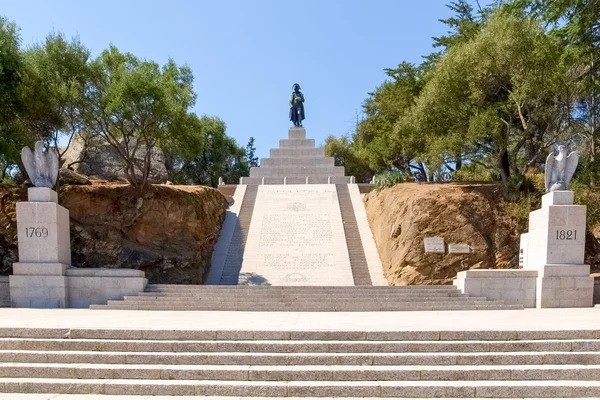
(556, 229), (577, 240)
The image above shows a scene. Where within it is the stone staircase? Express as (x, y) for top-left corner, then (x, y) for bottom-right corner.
(90, 285), (522, 311)
(1, 327), (600, 397)
(336, 184), (372, 285)
(219, 185), (258, 285)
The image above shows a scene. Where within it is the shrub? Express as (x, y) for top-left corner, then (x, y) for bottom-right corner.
(373, 170), (409, 188)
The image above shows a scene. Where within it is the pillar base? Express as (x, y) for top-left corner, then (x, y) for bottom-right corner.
(9, 274), (69, 308)
(535, 264), (593, 308)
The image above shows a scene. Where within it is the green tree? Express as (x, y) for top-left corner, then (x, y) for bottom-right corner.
(19, 32), (91, 165)
(245, 137), (259, 168)
(168, 116), (248, 187)
(516, 0), (600, 184)
(411, 11), (567, 196)
(324, 135), (374, 183)
(83, 46), (196, 194)
(354, 62), (426, 177)
(425, 0), (484, 67)
(0, 17), (27, 179)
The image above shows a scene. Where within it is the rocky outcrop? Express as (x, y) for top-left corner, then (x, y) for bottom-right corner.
(0, 184), (228, 284)
(61, 133), (168, 183)
(58, 169), (91, 185)
(364, 183), (518, 285)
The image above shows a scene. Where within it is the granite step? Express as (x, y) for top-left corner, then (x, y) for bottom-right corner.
(278, 138), (316, 149)
(111, 300), (506, 307)
(1, 363), (600, 381)
(0, 326), (598, 397)
(8, 397), (594, 400)
(260, 157), (335, 167)
(124, 296), (483, 302)
(144, 285), (458, 291)
(1, 350), (595, 365)
(270, 147), (325, 158)
(91, 304), (523, 311)
(0, 338), (591, 353)
(0, 378), (599, 397)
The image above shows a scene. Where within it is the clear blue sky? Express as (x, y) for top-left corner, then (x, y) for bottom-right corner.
(3, 0), (491, 160)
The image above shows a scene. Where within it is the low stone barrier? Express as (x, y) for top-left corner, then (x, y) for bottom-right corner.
(454, 269), (538, 308)
(67, 268), (147, 308)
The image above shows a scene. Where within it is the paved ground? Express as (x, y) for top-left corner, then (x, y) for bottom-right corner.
(5, 397), (594, 400)
(0, 308), (599, 332)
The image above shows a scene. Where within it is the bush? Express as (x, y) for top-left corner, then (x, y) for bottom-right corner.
(452, 164), (496, 182)
(373, 170), (409, 188)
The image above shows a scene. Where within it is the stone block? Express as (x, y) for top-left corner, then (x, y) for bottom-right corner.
(16, 202), (71, 265)
(9, 275), (68, 308)
(65, 268), (145, 277)
(538, 264), (590, 277)
(455, 269), (537, 308)
(541, 190), (574, 207)
(288, 127), (306, 140)
(279, 138), (315, 149)
(270, 147), (325, 158)
(64, 268), (147, 308)
(27, 187), (58, 203)
(536, 275), (593, 308)
(12, 262), (68, 276)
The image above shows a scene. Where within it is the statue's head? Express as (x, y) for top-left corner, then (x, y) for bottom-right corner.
(292, 83), (301, 91)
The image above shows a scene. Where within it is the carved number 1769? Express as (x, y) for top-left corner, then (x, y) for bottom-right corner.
(556, 229), (577, 240)
(25, 227), (49, 238)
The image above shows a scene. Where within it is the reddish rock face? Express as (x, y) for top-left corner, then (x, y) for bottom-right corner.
(364, 183), (519, 286)
(0, 184), (228, 284)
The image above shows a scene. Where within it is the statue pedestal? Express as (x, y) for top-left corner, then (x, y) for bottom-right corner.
(9, 188), (70, 308)
(525, 191), (593, 308)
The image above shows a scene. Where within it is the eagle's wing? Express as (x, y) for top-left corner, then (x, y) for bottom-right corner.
(564, 150), (579, 188)
(544, 151), (555, 192)
(47, 147), (59, 187)
(21, 145), (36, 184)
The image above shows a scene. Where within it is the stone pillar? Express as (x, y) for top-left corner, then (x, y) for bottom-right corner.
(526, 190), (593, 308)
(9, 187), (70, 308)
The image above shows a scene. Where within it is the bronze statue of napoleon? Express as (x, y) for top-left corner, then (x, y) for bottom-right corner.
(289, 83), (305, 127)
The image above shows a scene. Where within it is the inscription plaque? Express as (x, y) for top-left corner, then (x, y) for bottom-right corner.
(448, 243), (470, 254)
(239, 185), (354, 285)
(424, 237), (445, 253)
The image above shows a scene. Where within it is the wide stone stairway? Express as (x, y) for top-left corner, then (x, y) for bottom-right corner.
(92, 285), (521, 311)
(1, 327), (600, 397)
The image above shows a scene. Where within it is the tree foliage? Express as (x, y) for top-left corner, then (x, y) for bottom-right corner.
(0, 17), (27, 179)
(327, 0), (599, 197)
(0, 20), (253, 190)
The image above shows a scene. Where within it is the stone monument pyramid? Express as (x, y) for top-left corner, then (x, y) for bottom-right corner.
(240, 127), (354, 185)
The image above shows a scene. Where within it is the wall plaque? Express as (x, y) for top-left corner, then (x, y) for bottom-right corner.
(448, 243), (470, 254)
(424, 237), (445, 253)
